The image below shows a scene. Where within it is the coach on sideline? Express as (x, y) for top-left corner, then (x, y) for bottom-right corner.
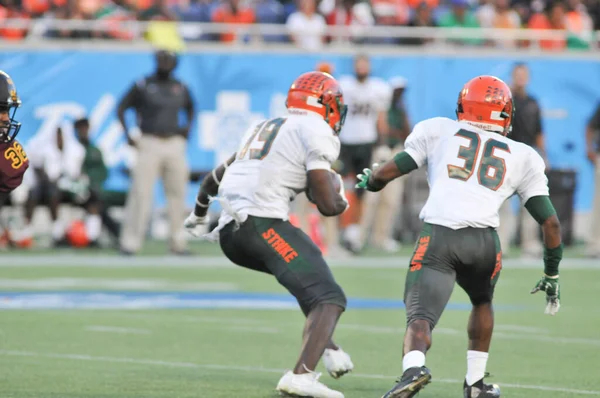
(117, 49), (195, 256)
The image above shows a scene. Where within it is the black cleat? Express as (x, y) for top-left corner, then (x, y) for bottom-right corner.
(381, 366), (432, 398)
(464, 378), (501, 398)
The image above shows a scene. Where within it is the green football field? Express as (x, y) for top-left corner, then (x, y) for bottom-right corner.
(1, 242), (599, 398)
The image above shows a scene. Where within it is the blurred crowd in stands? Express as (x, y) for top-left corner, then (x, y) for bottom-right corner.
(0, 0), (598, 49)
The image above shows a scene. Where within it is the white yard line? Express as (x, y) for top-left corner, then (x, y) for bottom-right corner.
(0, 278), (238, 291)
(226, 326), (281, 334)
(85, 326), (151, 335)
(101, 313), (600, 346)
(1, 350), (599, 395)
(494, 324), (549, 334)
(0, 255), (599, 269)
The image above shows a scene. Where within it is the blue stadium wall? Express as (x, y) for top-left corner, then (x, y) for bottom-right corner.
(0, 50), (598, 210)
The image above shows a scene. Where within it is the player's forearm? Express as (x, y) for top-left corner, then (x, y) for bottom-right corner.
(541, 216), (562, 277)
(194, 153), (236, 217)
(307, 170), (348, 217)
(319, 194), (347, 217)
(524, 196), (562, 276)
(369, 151), (417, 191)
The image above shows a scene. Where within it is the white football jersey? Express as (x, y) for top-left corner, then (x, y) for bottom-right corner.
(404, 117), (549, 229)
(217, 110), (340, 223)
(338, 76), (391, 145)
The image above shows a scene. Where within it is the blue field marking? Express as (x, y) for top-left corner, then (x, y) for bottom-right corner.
(0, 291), (530, 311)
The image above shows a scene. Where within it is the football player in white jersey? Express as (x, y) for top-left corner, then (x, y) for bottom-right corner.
(356, 76), (563, 398)
(338, 54), (391, 252)
(184, 72), (354, 398)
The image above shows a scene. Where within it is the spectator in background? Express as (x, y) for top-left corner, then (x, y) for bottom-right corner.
(95, 0), (136, 40)
(320, 0), (374, 43)
(138, 0), (177, 20)
(55, 118), (109, 247)
(371, 0), (410, 27)
(584, 101), (600, 258)
(117, 50), (194, 256)
(498, 63), (546, 258)
(477, 0), (521, 48)
(566, 0), (593, 49)
(438, 0), (483, 46)
(211, 0), (255, 43)
(407, 0), (438, 9)
(528, 1), (567, 50)
(359, 76), (410, 253)
(338, 54), (391, 253)
(403, 1), (437, 45)
(286, 0), (326, 51)
(23, 126), (85, 246)
(0, 0), (30, 40)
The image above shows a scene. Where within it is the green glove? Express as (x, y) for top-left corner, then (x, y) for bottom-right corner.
(355, 167), (373, 190)
(530, 274), (561, 316)
(355, 163), (381, 191)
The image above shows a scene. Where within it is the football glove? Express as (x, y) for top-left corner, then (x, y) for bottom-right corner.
(530, 274), (561, 316)
(183, 212), (208, 238)
(333, 172), (349, 210)
(355, 163), (379, 191)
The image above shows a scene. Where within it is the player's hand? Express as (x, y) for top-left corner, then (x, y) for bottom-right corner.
(530, 274), (561, 316)
(333, 172), (349, 210)
(355, 163), (379, 191)
(183, 212), (208, 237)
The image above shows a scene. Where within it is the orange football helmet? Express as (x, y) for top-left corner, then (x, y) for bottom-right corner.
(456, 75), (514, 136)
(286, 71), (347, 135)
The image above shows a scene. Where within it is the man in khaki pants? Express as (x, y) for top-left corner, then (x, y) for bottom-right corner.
(360, 77), (410, 252)
(585, 103), (600, 258)
(117, 50), (195, 255)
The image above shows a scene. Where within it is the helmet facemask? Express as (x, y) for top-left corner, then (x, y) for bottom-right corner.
(0, 103), (21, 144)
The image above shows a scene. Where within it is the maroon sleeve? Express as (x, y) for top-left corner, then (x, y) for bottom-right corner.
(0, 141), (29, 193)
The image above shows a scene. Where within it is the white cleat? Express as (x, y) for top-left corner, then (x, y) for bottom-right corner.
(322, 347), (354, 379)
(276, 370), (344, 398)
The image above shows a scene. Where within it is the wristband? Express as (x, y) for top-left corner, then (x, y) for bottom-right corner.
(543, 244), (563, 277)
(366, 174), (385, 192)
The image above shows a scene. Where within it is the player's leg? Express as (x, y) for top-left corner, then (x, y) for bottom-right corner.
(82, 190), (102, 245)
(382, 224), (456, 398)
(46, 180), (66, 244)
(361, 144), (401, 252)
(23, 180), (44, 242)
(220, 216), (348, 397)
(344, 143), (374, 252)
(162, 136), (189, 254)
(371, 174), (403, 252)
(586, 159), (600, 257)
(322, 215), (350, 259)
(252, 217), (348, 395)
(119, 136), (161, 254)
(455, 228), (502, 398)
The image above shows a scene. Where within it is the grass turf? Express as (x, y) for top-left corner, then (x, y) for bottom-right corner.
(0, 249), (598, 398)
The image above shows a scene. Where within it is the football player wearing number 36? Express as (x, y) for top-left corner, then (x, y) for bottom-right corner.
(184, 72), (353, 398)
(356, 76), (563, 398)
